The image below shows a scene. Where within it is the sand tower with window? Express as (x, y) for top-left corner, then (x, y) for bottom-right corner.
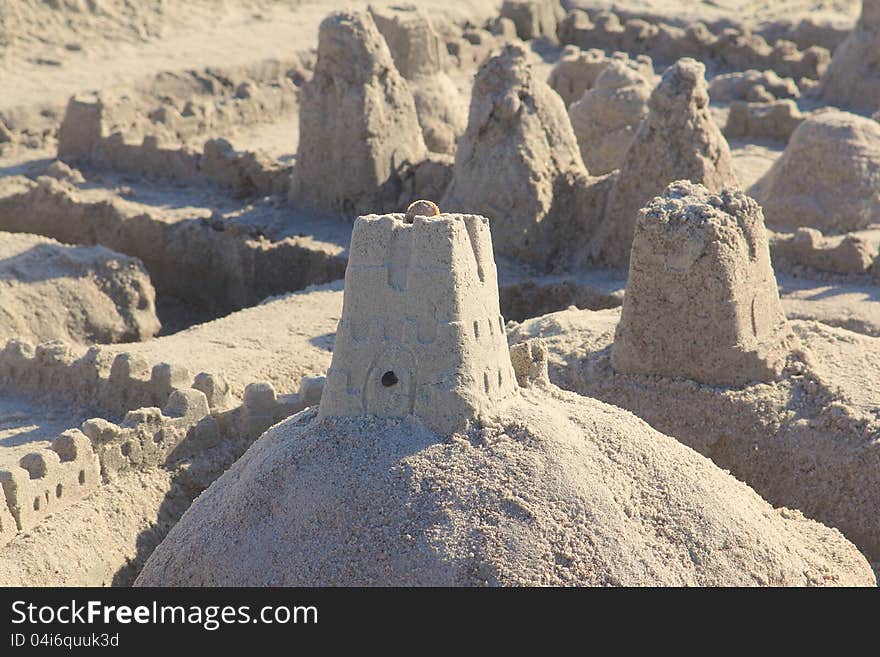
(319, 205), (518, 434)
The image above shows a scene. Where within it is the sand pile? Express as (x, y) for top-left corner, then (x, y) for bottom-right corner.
(510, 306), (880, 561)
(288, 10), (427, 216)
(568, 61), (651, 176)
(370, 6), (467, 155)
(613, 181), (796, 386)
(135, 379), (875, 587)
(750, 109), (880, 232)
(136, 208), (873, 587)
(442, 44), (591, 267)
(0, 231), (159, 345)
(708, 69), (800, 103)
(591, 58), (739, 266)
(547, 46), (654, 107)
(499, 0), (563, 43)
(817, 0), (880, 114)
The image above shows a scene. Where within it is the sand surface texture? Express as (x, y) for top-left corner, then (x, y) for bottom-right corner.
(1, 0), (878, 586)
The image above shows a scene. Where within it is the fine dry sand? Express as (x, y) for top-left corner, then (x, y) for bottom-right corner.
(1, 0), (878, 586)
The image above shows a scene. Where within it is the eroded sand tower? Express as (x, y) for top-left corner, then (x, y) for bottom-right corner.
(817, 0), (880, 114)
(319, 207), (518, 434)
(594, 58), (738, 266)
(442, 44), (590, 267)
(612, 181), (795, 386)
(289, 10), (427, 215)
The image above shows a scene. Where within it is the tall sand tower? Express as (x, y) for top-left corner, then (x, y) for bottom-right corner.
(319, 208), (518, 434)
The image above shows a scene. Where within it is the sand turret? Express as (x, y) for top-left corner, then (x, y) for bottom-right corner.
(442, 44), (590, 267)
(817, 0), (880, 113)
(612, 181), (795, 386)
(319, 205), (518, 434)
(370, 5), (467, 155)
(288, 10), (427, 216)
(593, 58), (738, 266)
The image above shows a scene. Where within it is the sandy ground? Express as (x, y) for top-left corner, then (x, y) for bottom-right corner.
(105, 282), (343, 398)
(0, 0), (878, 587)
(570, 0), (859, 27)
(0, 394), (87, 455)
(0, 0), (500, 117)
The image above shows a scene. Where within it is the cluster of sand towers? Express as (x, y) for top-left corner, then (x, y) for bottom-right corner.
(288, 5), (880, 272)
(288, 9), (745, 271)
(136, 4), (880, 586)
(2, 0), (880, 587)
(138, 187), (874, 586)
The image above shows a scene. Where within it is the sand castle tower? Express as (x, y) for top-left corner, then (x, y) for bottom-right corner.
(288, 10), (427, 216)
(593, 58), (739, 266)
(370, 5), (467, 155)
(568, 61), (652, 175)
(319, 202), (518, 435)
(135, 197), (874, 588)
(612, 181), (795, 386)
(442, 44), (590, 267)
(817, 0), (880, 114)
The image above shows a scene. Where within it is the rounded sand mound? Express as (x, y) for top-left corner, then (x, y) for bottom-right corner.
(750, 109), (880, 232)
(0, 231), (159, 344)
(136, 388), (874, 586)
(568, 61), (651, 175)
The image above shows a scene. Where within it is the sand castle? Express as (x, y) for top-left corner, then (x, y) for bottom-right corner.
(568, 61), (652, 175)
(2, 0), (880, 589)
(442, 44), (591, 267)
(135, 204), (874, 587)
(592, 58), (739, 266)
(0, 430), (99, 538)
(817, 0), (880, 114)
(320, 207), (517, 435)
(289, 10), (427, 215)
(57, 93), (293, 197)
(613, 181), (795, 386)
(370, 5), (467, 155)
(750, 110), (880, 232)
(556, 7), (830, 80)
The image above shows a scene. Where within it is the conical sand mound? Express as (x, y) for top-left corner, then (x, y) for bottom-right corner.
(135, 388), (874, 586)
(442, 44), (590, 268)
(288, 10), (427, 216)
(817, 0), (880, 114)
(592, 58), (739, 266)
